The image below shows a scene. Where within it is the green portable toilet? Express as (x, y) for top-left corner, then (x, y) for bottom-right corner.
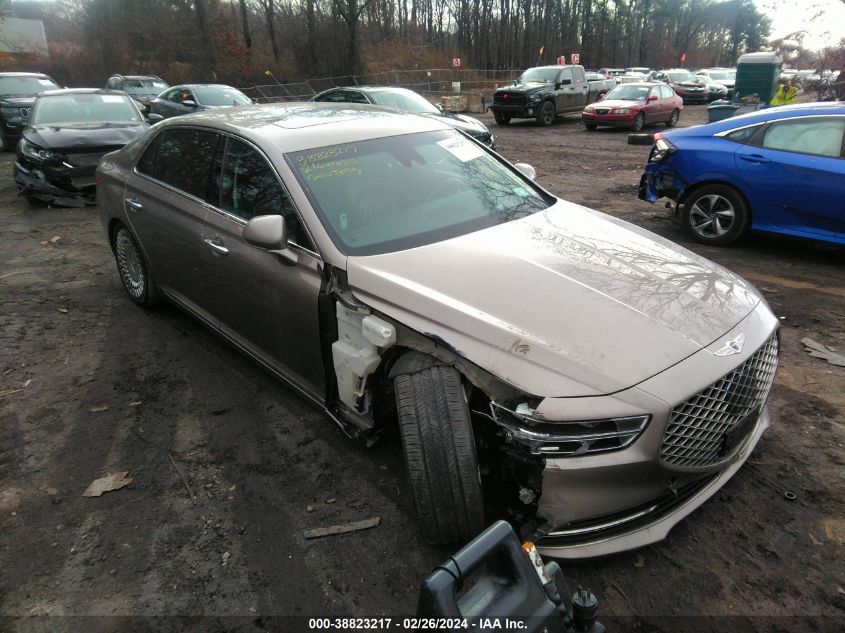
(734, 51), (783, 104)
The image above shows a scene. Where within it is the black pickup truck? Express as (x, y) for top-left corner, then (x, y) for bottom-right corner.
(491, 65), (609, 126)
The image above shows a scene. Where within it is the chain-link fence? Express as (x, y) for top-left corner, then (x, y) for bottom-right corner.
(239, 68), (522, 103)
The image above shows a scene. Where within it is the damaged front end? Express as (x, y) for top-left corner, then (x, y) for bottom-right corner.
(638, 136), (685, 205)
(15, 141), (116, 206)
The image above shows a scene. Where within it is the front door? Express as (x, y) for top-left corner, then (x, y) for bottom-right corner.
(201, 135), (327, 401)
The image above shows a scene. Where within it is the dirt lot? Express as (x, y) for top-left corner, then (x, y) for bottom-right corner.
(1, 105), (844, 632)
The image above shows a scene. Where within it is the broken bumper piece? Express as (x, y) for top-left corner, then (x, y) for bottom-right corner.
(15, 159), (97, 207)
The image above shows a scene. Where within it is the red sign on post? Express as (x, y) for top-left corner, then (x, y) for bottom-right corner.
(556, 55), (566, 66)
(452, 58), (461, 68)
(571, 53), (580, 64)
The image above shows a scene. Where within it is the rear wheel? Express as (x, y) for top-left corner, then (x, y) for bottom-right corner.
(666, 109), (680, 128)
(112, 224), (159, 306)
(394, 364), (485, 544)
(585, 123), (598, 131)
(631, 112), (646, 132)
(682, 184), (749, 246)
(493, 111), (511, 126)
(536, 101), (555, 126)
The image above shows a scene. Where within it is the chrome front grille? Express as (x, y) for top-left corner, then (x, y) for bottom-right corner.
(660, 335), (778, 470)
(20, 107), (31, 118)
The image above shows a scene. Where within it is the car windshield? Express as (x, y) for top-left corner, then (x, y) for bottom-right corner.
(31, 93), (142, 125)
(122, 79), (167, 95)
(0, 75), (59, 97)
(518, 68), (560, 83)
(605, 85), (649, 101)
(706, 71), (734, 81)
(288, 130), (550, 256)
(194, 86), (252, 106)
(666, 71), (697, 82)
(368, 89), (439, 114)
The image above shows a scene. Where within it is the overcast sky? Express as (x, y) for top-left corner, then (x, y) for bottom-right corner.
(755, 0), (845, 48)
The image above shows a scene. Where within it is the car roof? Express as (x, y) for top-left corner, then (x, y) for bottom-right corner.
(151, 102), (453, 153)
(669, 103), (845, 137)
(111, 74), (164, 80)
(610, 82), (662, 87)
(0, 72), (53, 78)
(38, 88), (128, 97)
(169, 84), (242, 89)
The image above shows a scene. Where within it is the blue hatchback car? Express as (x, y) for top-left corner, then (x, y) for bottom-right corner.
(639, 102), (845, 246)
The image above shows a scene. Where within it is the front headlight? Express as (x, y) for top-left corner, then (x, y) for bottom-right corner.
(613, 107), (631, 114)
(527, 93), (542, 104)
(649, 137), (676, 162)
(584, 105), (595, 113)
(490, 401), (651, 457)
(19, 139), (58, 162)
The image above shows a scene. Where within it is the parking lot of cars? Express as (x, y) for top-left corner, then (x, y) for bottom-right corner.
(1, 102), (843, 627)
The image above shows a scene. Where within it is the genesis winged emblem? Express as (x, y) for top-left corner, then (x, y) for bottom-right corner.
(715, 333), (745, 356)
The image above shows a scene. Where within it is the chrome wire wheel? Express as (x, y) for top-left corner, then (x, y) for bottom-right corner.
(114, 227), (146, 300)
(688, 193), (736, 239)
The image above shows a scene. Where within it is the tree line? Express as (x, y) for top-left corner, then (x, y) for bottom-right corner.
(6, 0), (773, 87)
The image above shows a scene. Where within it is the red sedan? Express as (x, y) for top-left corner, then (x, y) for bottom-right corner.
(581, 82), (683, 131)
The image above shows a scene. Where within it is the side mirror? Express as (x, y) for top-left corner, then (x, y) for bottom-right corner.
(147, 113), (163, 123)
(181, 99), (197, 107)
(435, 103), (443, 112)
(648, 95), (658, 102)
(514, 163), (536, 181)
(243, 215), (297, 264)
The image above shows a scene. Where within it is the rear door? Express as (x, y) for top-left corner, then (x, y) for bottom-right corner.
(735, 115), (845, 237)
(123, 127), (220, 322)
(201, 135), (327, 400)
(554, 67), (586, 112)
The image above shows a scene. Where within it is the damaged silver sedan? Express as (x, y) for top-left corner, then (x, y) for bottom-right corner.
(96, 103), (779, 557)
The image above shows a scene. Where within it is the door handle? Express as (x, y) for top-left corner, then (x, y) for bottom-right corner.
(204, 238), (229, 255)
(739, 154), (771, 164)
(125, 197), (143, 211)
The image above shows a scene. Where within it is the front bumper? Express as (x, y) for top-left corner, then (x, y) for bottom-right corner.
(14, 157), (97, 206)
(676, 93), (708, 104)
(525, 302), (779, 558)
(581, 111), (637, 128)
(490, 103), (538, 119)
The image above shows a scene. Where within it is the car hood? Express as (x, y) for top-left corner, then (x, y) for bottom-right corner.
(421, 112), (488, 134)
(592, 99), (644, 109)
(0, 96), (36, 107)
(496, 81), (550, 95)
(346, 201), (761, 397)
(671, 82), (706, 90)
(24, 122), (149, 150)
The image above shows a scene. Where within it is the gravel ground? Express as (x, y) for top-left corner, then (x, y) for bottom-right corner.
(1, 103), (843, 633)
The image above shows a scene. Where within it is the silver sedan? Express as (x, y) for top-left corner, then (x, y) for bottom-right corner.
(97, 103), (779, 557)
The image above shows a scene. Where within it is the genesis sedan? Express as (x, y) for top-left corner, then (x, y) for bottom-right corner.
(97, 103), (779, 557)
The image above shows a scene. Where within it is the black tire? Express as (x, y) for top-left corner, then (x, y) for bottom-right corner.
(493, 111), (511, 126)
(536, 100), (555, 126)
(394, 364), (485, 544)
(631, 112), (646, 132)
(627, 132), (654, 145)
(681, 184), (749, 246)
(0, 131), (7, 152)
(111, 224), (159, 306)
(666, 109), (680, 128)
(585, 123), (597, 131)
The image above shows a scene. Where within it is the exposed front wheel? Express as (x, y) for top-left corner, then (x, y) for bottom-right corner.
(112, 224), (159, 306)
(536, 101), (555, 126)
(493, 111), (511, 126)
(682, 185), (749, 246)
(394, 364), (485, 544)
(666, 109), (680, 128)
(631, 112), (646, 132)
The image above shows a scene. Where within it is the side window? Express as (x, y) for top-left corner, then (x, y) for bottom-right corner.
(723, 124), (762, 143)
(154, 128), (219, 199)
(557, 68), (573, 86)
(345, 91), (370, 104)
(136, 134), (161, 176)
(164, 88), (183, 104)
(315, 90), (346, 103)
(219, 137), (312, 249)
(760, 118), (845, 158)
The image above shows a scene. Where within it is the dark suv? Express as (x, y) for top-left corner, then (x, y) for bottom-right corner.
(649, 69), (709, 104)
(105, 75), (168, 113)
(0, 72), (60, 151)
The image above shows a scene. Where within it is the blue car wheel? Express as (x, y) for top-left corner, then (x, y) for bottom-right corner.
(682, 184), (749, 246)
